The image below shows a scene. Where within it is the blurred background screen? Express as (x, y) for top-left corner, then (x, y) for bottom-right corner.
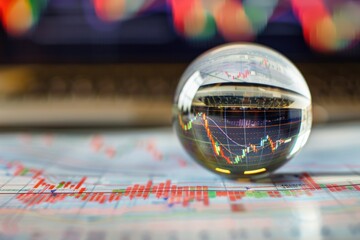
(0, 0), (359, 127)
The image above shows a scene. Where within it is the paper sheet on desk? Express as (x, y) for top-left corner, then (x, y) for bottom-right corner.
(0, 124), (360, 240)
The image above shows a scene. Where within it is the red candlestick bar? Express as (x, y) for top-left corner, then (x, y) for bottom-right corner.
(34, 179), (45, 188)
(143, 180), (152, 199)
(75, 177), (87, 190)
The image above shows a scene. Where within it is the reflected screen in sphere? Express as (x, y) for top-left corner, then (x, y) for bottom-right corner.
(173, 43), (312, 178)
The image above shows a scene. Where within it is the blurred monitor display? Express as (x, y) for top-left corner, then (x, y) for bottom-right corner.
(0, 0), (359, 63)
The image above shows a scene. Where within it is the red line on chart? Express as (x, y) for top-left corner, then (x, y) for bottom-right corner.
(179, 113), (291, 164)
(225, 70), (251, 80)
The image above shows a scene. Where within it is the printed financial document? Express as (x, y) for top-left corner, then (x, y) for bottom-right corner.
(0, 124), (359, 239)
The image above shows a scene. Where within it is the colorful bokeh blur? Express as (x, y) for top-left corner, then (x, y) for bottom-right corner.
(0, 0), (359, 52)
(169, 0), (277, 41)
(93, 0), (154, 22)
(292, 0), (360, 51)
(0, 0), (47, 36)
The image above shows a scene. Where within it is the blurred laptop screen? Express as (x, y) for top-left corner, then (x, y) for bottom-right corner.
(0, 0), (359, 63)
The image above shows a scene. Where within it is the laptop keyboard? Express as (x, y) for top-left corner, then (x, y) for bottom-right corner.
(0, 63), (359, 127)
(18, 64), (180, 99)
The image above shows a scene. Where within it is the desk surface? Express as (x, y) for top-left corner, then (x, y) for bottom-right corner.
(0, 123), (360, 239)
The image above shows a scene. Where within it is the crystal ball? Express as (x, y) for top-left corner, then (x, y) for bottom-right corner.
(173, 43), (312, 178)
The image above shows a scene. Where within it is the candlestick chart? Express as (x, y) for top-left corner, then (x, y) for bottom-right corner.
(0, 125), (360, 239)
(175, 87), (305, 178)
(178, 112), (294, 166)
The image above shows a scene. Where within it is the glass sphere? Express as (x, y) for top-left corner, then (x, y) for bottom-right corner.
(173, 43), (312, 178)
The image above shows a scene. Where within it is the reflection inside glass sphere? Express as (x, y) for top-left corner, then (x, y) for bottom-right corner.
(173, 43), (312, 178)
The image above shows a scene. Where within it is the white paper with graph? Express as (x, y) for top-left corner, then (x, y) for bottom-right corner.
(0, 124), (360, 240)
